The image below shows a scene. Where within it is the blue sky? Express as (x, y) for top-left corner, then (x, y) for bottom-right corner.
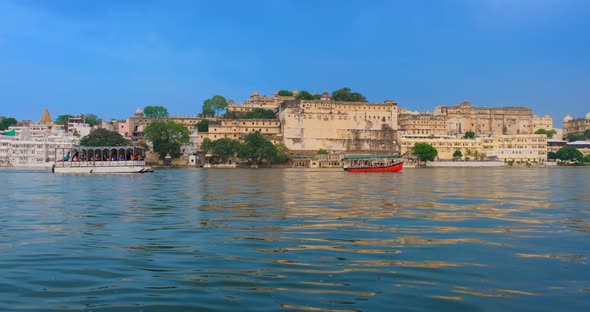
(1, 0), (589, 126)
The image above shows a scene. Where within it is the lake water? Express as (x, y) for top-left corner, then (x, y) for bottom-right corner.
(1, 167), (589, 311)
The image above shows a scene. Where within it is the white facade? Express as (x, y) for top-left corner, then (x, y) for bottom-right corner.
(0, 124), (78, 168)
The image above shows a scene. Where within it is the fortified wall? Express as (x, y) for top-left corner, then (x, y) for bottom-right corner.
(277, 98), (399, 152)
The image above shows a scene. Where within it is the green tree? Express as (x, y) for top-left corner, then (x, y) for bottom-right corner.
(0, 117), (17, 130)
(55, 114), (73, 125)
(547, 151), (557, 160)
(196, 119), (209, 132)
(464, 131), (475, 139)
(452, 149), (463, 160)
(210, 138), (240, 164)
(79, 128), (130, 146)
(583, 154), (590, 163)
(143, 106), (169, 118)
(144, 121), (190, 159)
(274, 143), (289, 163)
(331, 87), (367, 102)
(237, 131), (278, 165)
(556, 146), (583, 163)
(201, 100), (215, 117)
(317, 148), (328, 155)
(585, 129), (590, 140)
(84, 113), (102, 127)
(247, 108), (276, 119)
(278, 90), (293, 96)
(201, 138), (213, 153)
(413, 142), (438, 166)
(223, 108), (276, 119)
(535, 129), (557, 138)
(295, 90), (316, 100)
(566, 133), (585, 142)
(203, 95), (227, 116)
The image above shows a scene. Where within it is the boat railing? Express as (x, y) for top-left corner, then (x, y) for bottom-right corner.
(54, 160), (146, 168)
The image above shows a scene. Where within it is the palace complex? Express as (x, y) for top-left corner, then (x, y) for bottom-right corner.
(399, 101), (553, 137)
(9, 90), (590, 168)
(563, 113), (590, 137)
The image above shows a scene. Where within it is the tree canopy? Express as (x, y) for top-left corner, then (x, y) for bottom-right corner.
(584, 154), (590, 163)
(556, 146), (583, 163)
(144, 121), (190, 159)
(202, 95), (227, 117)
(453, 150), (463, 158)
(202, 138), (241, 164)
(224, 108), (276, 119)
(535, 129), (557, 138)
(143, 106), (169, 118)
(0, 117), (17, 130)
(566, 133), (585, 142)
(331, 87), (367, 102)
(79, 128), (130, 147)
(84, 113), (102, 127)
(296, 90), (319, 101)
(585, 129), (590, 140)
(237, 132), (279, 165)
(463, 131), (475, 139)
(55, 114), (73, 125)
(413, 142), (438, 165)
(201, 133), (287, 165)
(196, 119), (209, 132)
(278, 90), (293, 96)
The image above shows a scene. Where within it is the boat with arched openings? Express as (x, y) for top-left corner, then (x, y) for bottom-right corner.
(343, 154), (403, 173)
(52, 146), (153, 174)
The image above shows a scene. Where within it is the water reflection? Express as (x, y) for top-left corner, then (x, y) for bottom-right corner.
(0, 168), (589, 311)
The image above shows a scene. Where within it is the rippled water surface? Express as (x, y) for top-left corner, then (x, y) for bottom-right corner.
(1, 167), (589, 311)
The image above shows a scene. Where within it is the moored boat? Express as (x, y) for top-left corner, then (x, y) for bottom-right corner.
(343, 154), (403, 173)
(52, 146), (153, 174)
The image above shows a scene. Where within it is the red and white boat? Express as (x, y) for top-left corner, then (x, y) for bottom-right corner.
(343, 154), (403, 173)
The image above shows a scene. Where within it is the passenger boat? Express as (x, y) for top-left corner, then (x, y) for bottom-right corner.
(343, 154), (403, 173)
(52, 146), (153, 174)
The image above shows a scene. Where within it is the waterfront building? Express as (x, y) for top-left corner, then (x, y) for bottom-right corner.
(481, 134), (547, 162)
(0, 115), (77, 168)
(398, 112), (447, 136)
(277, 95), (399, 152)
(547, 139), (567, 154)
(117, 107), (157, 142)
(400, 134), (482, 160)
(434, 101), (552, 136)
(198, 118), (282, 145)
(566, 141), (590, 156)
(562, 113), (590, 137)
(400, 134), (547, 162)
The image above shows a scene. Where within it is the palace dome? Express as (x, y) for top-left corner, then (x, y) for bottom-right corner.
(563, 114), (573, 122)
(586, 112), (590, 119)
(135, 107), (144, 117)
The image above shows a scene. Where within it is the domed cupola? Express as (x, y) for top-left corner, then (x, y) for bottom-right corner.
(563, 114), (573, 123)
(135, 107), (144, 117)
(586, 112), (590, 120)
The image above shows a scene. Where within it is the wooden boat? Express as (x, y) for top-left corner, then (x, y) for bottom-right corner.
(52, 146), (153, 174)
(343, 154), (403, 173)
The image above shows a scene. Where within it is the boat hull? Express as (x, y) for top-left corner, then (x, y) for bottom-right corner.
(344, 162), (403, 173)
(52, 161), (152, 174)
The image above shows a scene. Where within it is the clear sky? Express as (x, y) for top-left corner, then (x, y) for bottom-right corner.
(1, 0), (589, 126)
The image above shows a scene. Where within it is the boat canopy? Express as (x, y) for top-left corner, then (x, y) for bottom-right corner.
(342, 154), (402, 160)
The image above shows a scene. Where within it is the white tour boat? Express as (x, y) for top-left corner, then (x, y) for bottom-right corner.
(52, 146), (153, 174)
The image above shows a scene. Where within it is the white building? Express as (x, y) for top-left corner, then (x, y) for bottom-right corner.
(0, 124), (78, 168)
